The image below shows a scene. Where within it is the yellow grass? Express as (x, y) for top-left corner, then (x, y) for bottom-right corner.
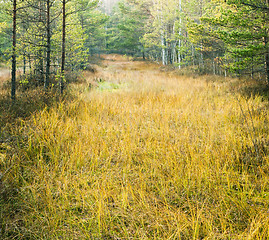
(1, 55), (269, 239)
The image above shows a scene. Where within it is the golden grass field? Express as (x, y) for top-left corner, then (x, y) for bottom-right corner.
(0, 55), (269, 239)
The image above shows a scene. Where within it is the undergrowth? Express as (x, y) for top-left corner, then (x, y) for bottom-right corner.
(0, 56), (269, 239)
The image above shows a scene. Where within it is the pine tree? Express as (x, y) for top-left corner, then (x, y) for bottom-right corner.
(201, 0), (269, 82)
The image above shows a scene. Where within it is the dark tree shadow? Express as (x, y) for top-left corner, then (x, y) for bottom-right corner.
(205, 75), (269, 101)
(1, 89), (56, 129)
(238, 80), (269, 101)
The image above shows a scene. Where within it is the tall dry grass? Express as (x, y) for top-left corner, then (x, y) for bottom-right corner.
(1, 56), (269, 239)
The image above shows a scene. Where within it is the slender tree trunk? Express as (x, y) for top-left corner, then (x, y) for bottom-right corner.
(167, 24), (173, 64)
(39, 49), (44, 83)
(212, 58), (215, 75)
(264, 1), (269, 85)
(45, 0), (51, 89)
(61, 0), (66, 94)
(251, 57), (254, 79)
(28, 55), (32, 74)
(41, 52), (44, 83)
(199, 0), (204, 72)
(251, 39), (254, 79)
(178, 0), (182, 69)
(200, 45), (204, 70)
(161, 35), (166, 65)
(11, 0), (17, 101)
(178, 39), (181, 69)
(191, 44), (195, 67)
(224, 54), (227, 77)
(39, 0), (45, 85)
(265, 35), (269, 85)
(23, 51), (26, 75)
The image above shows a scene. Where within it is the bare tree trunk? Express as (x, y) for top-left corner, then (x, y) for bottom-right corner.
(39, 49), (44, 83)
(200, 45), (204, 70)
(265, 35), (269, 85)
(199, 0), (204, 72)
(60, 0), (66, 94)
(212, 58), (215, 75)
(23, 50), (26, 75)
(161, 35), (166, 65)
(224, 54), (227, 77)
(178, 0), (182, 69)
(167, 28), (172, 64)
(28, 55), (32, 74)
(45, 0), (51, 89)
(191, 44), (195, 67)
(11, 0), (17, 100)
(264, 1), (269, 85)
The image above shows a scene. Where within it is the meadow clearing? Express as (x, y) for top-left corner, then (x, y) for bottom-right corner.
(0, 55), (269, 239)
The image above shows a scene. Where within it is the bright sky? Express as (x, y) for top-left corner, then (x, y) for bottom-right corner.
(101, 0), (119, 13)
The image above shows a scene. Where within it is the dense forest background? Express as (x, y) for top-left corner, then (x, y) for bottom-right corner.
(0, 0), (268, 100)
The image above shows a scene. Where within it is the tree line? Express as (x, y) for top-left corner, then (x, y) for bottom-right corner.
(106, 0), (269, 84)
(0, 0), (268, 101)
(0, 0), (107, 100)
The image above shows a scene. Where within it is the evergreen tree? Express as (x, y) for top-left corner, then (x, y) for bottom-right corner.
(107, 0), (150, 57)
(202, 0), (269, 81)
